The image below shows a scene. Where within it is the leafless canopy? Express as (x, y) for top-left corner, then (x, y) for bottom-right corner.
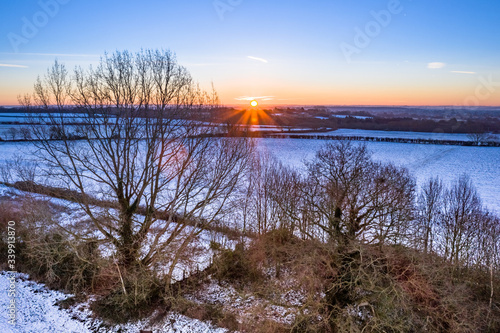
(303, 141), (415, 244)
(20, 50), (253, 278)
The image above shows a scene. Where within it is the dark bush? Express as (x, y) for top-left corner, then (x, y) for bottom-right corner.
(91, 268), (162, 323)
(212, 242), (262, 285)
(291, 314), (330, 333)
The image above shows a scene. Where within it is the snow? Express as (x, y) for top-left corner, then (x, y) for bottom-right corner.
(289, 128), (500, 142)
(0, 272), (229, 333)
(186, 280), (297, 325)
(1, 129), (499, 213)
(256, 138), (500, 213)
(0, 272), (89, 333)
(0, 185), (20, 198)
(185, 266), (319, 327)
(0, 185), (235, 331)
(331, 115), (373, 120)
(2, 132), (499, 213)
(0, 113), (103, 124)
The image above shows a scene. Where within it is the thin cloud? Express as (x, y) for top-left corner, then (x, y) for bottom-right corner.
(235, 96), (274, 101)
(0, 63), (28, 68)
(247, 56), (268, 63)
(427, 62), (446, 69)
(451, 70), (476, 75)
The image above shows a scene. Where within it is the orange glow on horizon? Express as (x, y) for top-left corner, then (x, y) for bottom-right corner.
(216, 79), (500, 107)
(218, 90), (500, 107)
(2, 85), (500, 107)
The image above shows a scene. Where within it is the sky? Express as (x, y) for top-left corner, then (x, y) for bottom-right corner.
(1, 0), (500, 107)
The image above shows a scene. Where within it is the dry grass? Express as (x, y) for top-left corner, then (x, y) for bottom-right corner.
(2, 193), (499, 332)
(191, 230), (500, 332)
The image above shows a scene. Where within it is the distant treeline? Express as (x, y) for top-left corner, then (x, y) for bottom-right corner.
(3, 106), (500, 134)
(270, 108), (500, 134)
(264, 134), (500, 147)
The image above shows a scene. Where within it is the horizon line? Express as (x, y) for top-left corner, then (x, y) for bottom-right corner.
(1, 104), (500, 109)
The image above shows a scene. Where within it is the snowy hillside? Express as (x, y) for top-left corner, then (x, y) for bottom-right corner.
(0, 272), (228, 333)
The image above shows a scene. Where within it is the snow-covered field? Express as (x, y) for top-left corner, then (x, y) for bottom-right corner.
(0, 272), (228, 333)
(1, 136), (499, 213)
(0, 113), (99, 123)
(257, 138), (500, 213)
(1, 112), (498, 226)
(286, 128), (500, 142)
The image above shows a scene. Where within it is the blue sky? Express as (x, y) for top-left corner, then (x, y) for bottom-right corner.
(1, 0), (500, 106)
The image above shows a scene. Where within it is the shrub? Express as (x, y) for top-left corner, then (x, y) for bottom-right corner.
(254, 228), (301, 264)
(19, 232), (100, 294)
(0, 198), (100, 294)
(212, 242), (262, 286)
(172, 298), (239, 331)
(92, 267), (162, 323)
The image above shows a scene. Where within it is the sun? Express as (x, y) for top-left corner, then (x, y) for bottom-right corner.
(250, 100), (258, 107)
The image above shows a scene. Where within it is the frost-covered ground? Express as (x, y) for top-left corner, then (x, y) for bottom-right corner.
(0, 272), (89, 333)
(187, 280), (297, 325)
(0, 272), (229, 333)
(185, 269), (310, 327)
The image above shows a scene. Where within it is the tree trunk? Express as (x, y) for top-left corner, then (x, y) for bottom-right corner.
(325, 243), (361, 332)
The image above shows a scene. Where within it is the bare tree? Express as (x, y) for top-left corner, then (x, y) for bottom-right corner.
(0, 155), (40, 194)
(246, 153), (276, 234)
(473, 210), (500, 314)
(266, 162), (306, 237)
(467, 132), (489, 145)
(438, 175), (482, 268)
(416, 177), (443, 253)
(6, 127), (18, 140)
(20, 50), (253, 283)
(19, 126), (32, 140)
(243, 153), (299, 235)
(303, 141), (415, 245)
